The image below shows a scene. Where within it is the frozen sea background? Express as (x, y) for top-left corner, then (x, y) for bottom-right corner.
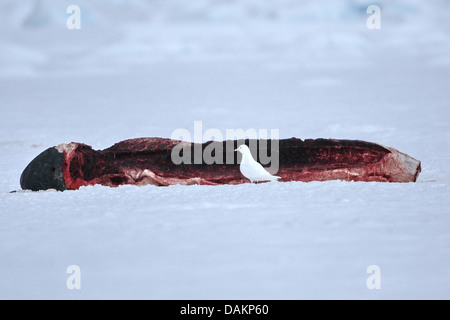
(0, 0), (449, 299)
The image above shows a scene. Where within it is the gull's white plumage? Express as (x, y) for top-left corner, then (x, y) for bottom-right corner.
(235, 145), (280, 183)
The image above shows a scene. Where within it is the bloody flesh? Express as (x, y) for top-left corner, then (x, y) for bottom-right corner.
(20, 137), (421, 191)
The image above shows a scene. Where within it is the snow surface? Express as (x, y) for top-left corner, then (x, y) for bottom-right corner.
(0, 0), (449, 299)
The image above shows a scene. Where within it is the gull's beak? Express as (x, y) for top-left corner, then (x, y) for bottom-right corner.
(234, 148), (237, 152)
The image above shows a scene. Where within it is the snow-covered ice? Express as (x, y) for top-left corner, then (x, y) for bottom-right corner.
(0, 0), (449, 299)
